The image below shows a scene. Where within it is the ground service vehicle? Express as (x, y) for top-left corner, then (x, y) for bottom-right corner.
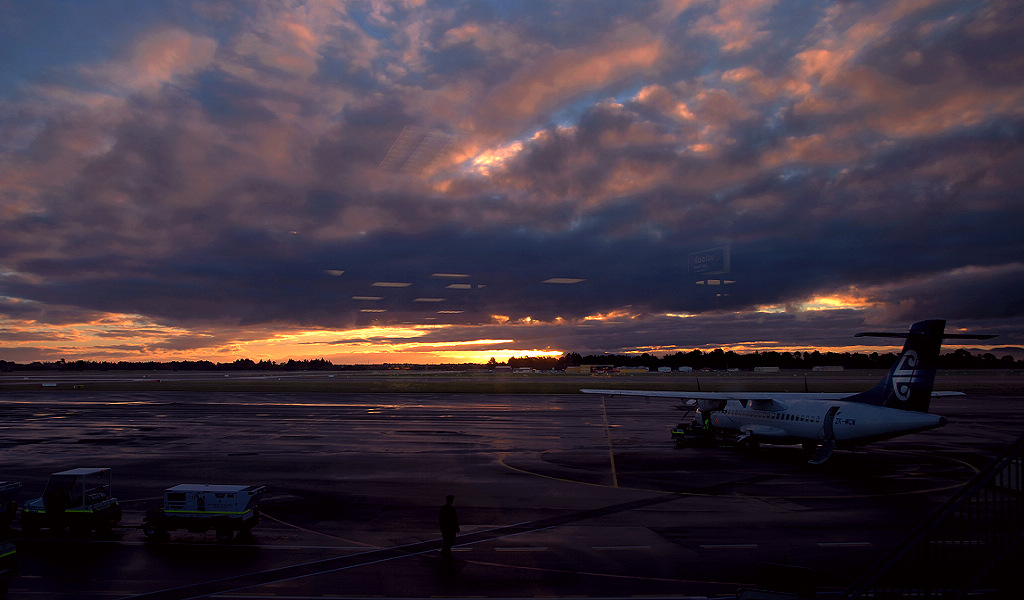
(0, 482), (20, 529)
(20, 468), (121, 534)
(670, 420), (715, 448)
(142, 484), (265, 542)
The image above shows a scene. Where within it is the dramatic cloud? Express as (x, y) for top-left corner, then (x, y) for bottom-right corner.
(2, 0), (1022, 363)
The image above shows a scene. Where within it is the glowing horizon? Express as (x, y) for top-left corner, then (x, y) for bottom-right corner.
(1, 306), (1008, 366)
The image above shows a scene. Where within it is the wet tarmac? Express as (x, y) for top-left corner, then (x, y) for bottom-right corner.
(1, 387), (1022, 599)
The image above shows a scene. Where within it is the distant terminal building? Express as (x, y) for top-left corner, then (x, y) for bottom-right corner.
(754, 366), (780, 373)
(813, 366), (845, 372)
(569, 365), (616, 375)
(617, 366), (650, 374)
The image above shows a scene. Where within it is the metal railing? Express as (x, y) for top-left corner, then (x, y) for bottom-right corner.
(844, 433), (1024, 598)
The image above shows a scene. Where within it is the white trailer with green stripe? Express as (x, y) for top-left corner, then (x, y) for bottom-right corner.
(20, 468), (121, 534)
(142, 484), (264, 542)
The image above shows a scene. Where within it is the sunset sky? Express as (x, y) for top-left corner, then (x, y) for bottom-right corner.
(1, 0), (1022, 364)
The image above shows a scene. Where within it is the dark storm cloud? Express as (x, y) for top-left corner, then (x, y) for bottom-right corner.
(858, 0), (1024, 87)
(2, 0), (1023, 361)
(0, 295), (105, 328)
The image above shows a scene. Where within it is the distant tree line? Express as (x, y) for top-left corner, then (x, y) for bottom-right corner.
(1, 348), (1020, 372)
(0, 357), (340, 372)
(505, 348), (1023, 371)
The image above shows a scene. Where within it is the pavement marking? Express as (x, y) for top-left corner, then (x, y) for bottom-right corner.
(464, 557), (746, 589)
(118, 496), (684, 600)
(261, 511), (379, 547)
(601, 396), (619, 488)
(499, 445), (978, 500)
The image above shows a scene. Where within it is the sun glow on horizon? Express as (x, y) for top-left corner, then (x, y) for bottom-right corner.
(1, 299), (1007, 366)
(0, 309), (571, 364)
(800, 291), (875, 311)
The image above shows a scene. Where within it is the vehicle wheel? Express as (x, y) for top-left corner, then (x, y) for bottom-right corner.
(216, 528), (234, 543)
(142, 523), (162, 538)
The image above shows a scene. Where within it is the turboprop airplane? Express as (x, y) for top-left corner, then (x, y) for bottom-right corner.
(582, 320), (995, 464)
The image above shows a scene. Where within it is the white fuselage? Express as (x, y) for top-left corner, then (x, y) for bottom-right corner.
(702, 396), (946, 447)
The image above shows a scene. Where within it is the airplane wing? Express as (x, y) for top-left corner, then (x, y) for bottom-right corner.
(580, 388), (846, 401)
(581, 388), (810, 411)
(581, 387), (749, 397)
(580, 388), (962, 400)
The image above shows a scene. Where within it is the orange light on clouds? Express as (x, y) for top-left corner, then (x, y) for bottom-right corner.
(469, 140), (524, 175)
(0, 306), (571, 364)
(224, 326), (529, 364)
(583, 308), (640, 322)
(444, 348), (564, 363)
(800, 292), (875, 311)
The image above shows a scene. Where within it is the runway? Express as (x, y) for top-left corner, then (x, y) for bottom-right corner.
(1, 388), (1022, 598)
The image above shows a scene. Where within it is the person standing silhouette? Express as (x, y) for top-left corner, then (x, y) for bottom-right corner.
(438, 495), (460, 558)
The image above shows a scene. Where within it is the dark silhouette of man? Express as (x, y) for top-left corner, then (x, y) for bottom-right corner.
(438, 494), (460, 558)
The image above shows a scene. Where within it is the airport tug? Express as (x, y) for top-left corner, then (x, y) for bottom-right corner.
(670, 403), (719, 448)
(20, 468), (122, 534)
(142, 484), (265, 543)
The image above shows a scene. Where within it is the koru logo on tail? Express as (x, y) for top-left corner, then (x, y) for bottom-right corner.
(891, 350), (920, 402)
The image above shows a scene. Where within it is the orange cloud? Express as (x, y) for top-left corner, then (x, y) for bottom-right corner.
(440, 22), (525, 60)
(129, 29), (218, 88)
(693, 0), (778, 53)
(474, 24), (664, 131)
(74, 28), (218, 96)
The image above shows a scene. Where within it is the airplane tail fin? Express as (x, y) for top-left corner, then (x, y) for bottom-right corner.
(847, 319), (995, 412)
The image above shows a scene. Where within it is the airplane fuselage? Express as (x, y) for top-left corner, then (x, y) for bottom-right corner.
(700, 396), (947, 448)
